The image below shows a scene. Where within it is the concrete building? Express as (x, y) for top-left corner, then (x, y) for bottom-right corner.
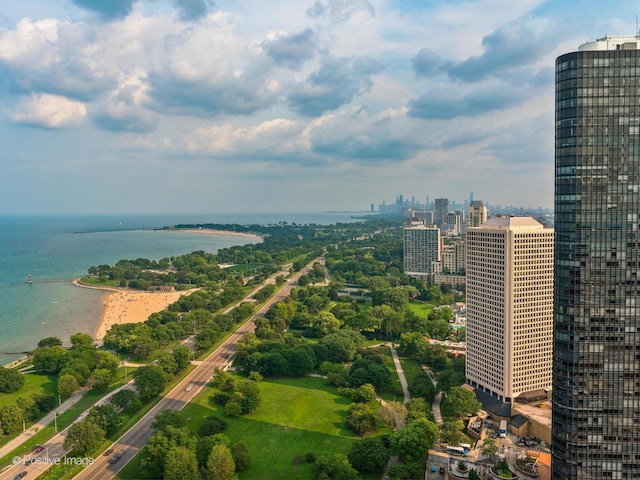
(465, 216), (554, 417)
(554, 35), (640, 479)
(434, 198), (449, 228)
(403, 219), (440, 280)
(469, 200), (488, 228)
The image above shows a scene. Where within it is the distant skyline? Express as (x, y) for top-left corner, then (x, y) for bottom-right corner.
(0, 0), (636, 214)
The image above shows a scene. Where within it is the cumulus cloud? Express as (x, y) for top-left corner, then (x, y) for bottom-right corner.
(186, 118), (305, 157)
(8, 93), (87, 128)
(413, 15), (556, 83)
(408, 85), (523, 120)
(173, 0), (213, 21)
(0, 18), (118, 100)
(306, 0), (375, 23)
(72, 0), (136, 21)
(262, 28), (318, 69)
(287, 55), (382, 116)
(307, 106), (423, 162)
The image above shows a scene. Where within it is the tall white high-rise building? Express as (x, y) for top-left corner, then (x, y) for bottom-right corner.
(403, 219), (440, 280)
(466, 216), (554, 408)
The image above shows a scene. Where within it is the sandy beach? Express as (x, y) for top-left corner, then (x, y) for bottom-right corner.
(72, 280), (190, 341)
(166, 228), (261, 239)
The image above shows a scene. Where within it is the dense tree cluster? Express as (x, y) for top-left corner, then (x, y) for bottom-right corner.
(139, 408), (250, 480)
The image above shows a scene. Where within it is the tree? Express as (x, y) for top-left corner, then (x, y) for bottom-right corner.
(440, 420), (466, 445)
(231, 440), (251, 471)
(32, 346), (68, 373)
(110, 389), (137, 410)
(441, 386), (482, 418)
(353, 383), (376, 404)
(37, 337), (62, 348)
(58, 374), (80, 398)
(134, 365), (167, 401)
(206, 443), (236, 480)
(164, 446), (199, 480)
(70, 332), (95, 349)
(377, 401), (408, 430)
(398, 332), (427, 357)
(346, 403), (377, 436)
(313, 454), (359, 480)
(348, 437), (389, 473)
(152, 410), (187, 431)
(64, 419), (105, 455)
(237, 379), (261, 414)
(313, 311), (341, 336)
(0, 368), (25, 393)
(480, 438), (499, 461)
(389, 418), (439, 462)
(201, 416), (228, 437)
(90, 368), (113, 392)
(197, 434), (230, 468)
(173, 344), (192, 371)
(408, 374), (436, 403)
(0, 404), (23, 434)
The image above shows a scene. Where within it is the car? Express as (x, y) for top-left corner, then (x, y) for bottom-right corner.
(430, 466), (437, 472)
(25, 458), (34, 466)
(14, 472), (27, 480)
(109, 452), (124, 464)
(34, 446), (45, 454)
(103, 448), (114, 456)
(439, 466), (445, 474)
(184, 385), (192, 392)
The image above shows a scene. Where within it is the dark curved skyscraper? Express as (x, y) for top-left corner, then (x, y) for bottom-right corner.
(554, 36), (640, 479)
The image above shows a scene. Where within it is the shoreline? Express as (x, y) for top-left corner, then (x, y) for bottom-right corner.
(162, 228), (262, 239)
(72, 279), (190, 341)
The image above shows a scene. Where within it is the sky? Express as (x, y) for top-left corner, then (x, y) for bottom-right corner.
(0, 0), (637, 215)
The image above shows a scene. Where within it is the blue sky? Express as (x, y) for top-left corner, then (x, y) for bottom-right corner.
(0, 0), (636, 214)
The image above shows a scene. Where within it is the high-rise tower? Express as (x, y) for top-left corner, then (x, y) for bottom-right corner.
(466, 216), (554, 412)
(554, 35), (640, 479)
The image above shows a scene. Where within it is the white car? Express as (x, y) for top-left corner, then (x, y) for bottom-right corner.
(184, 385), (192, 392)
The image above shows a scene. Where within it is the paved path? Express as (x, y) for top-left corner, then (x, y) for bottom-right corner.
(0, 387), (90, 460)
(389, 345), (410, 404)
(421, 364), (443, 425)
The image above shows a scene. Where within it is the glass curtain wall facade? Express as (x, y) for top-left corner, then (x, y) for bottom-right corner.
(554, 38), (640, 479)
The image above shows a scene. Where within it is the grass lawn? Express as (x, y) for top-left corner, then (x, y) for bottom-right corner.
(399, 357), (425, 386)
(408, 300), (436, 318)
(0, 372), (57, 409)
(120, 376), (363, 480)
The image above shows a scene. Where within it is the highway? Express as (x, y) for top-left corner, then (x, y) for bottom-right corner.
(67, 259), (318, 480)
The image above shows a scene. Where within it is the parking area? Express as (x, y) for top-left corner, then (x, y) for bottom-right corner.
(426, 453), (448, 479)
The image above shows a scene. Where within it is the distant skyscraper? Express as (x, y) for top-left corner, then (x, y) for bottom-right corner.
(434, 198), (449, 228)
(403, 219), (440, 280)
(469, 200), (488, 228)
(466, 217), (554, 412)
(554, 36), (640, 479)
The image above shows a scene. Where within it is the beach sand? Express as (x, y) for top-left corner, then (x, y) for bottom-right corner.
(72, 279), (190, 341)
(95, 289), (189, 341)
(166, 228), (261, 239)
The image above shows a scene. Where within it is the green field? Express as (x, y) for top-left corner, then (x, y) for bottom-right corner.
(0, 372), (57, 409)
(399, 357), (425, 386)
(407, 301), (436, 318)
(120, 376), (364, 480)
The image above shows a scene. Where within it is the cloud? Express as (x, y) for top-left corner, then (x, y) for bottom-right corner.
(263, 28), (318, 69)
(306, 0), (375, 23)
(408, 85), (522, 120)
(413, 15), (556, 83)
(72, 0), (136, 21)
(185, 118), (305, 157)
(287, 55), (382, 116)
(8, 93), (87, 128)
(0, 18), (118, 101)
(173, 0), (213, 21)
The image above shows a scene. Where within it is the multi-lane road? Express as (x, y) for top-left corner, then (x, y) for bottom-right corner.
(69, 259), (318, 480)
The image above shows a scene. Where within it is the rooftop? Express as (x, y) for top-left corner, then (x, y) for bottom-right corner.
(579, 35), (640, 52)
